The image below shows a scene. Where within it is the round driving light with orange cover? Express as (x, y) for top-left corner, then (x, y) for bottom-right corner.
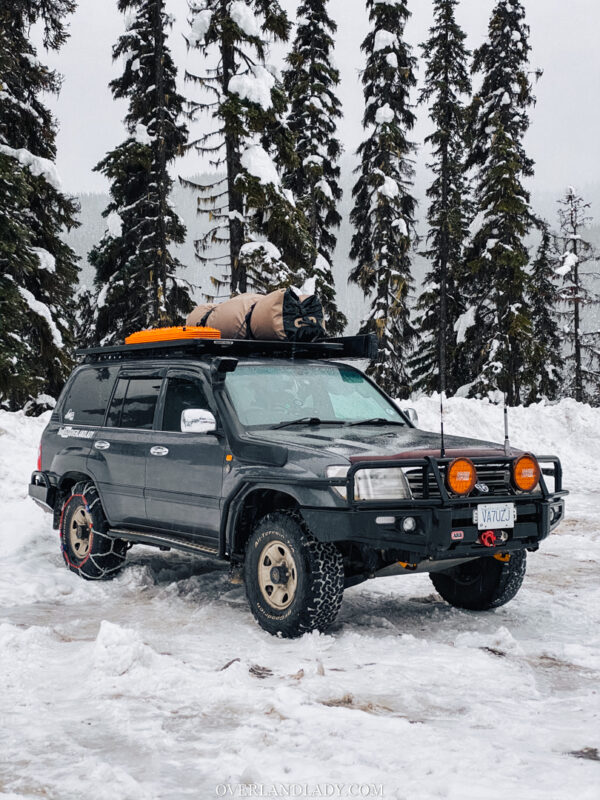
(446, 458), (477, 496)
(512, 454), (540, 492)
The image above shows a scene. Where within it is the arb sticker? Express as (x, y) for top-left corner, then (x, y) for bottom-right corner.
(451, 530), (464, 541)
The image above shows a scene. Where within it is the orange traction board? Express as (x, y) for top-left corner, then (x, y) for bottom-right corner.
(125, 326), (221, 345)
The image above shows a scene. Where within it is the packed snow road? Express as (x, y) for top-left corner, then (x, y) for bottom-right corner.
(1, 400), (599, 800)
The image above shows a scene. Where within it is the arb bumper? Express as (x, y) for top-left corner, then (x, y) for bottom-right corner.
(302, 453), (567, 562)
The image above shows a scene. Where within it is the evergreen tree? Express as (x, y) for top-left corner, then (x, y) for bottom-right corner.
(0, 1), (79, 411)
(349, 0), (417, 397)
(185, 0), (314, 298)
(411, 0), (471, 396)
(88, 0), (192, 346)
(283, 0), (346, 334)
(459, 0), (538, 405)
(525, 223), (562, 403)
(554, 188), (600, 404)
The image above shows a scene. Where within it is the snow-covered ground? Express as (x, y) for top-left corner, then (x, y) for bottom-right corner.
(1, 399), (599, 800)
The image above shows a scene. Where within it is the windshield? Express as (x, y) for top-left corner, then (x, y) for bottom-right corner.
(225, 363), (407, 428)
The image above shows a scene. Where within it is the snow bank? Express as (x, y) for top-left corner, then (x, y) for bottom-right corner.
(410, 395), (600, 495)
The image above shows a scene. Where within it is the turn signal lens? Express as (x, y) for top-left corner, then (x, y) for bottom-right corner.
(447, 458), (477, 496)
(513, 454), (540, 492)
(37, 442), (42, 472)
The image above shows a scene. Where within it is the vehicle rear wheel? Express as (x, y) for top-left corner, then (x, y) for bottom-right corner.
(244, 511), (344, 638)
(430, 551), (527, 611)
(59, 481), (127, 581)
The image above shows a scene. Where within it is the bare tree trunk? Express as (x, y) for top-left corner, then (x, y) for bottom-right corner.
(154, 0), (168, 321)
(221, 0), (244, 294)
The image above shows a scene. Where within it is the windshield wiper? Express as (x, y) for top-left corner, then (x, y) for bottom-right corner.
(345, 417), (406, 427)
(272, 417), (346, 430)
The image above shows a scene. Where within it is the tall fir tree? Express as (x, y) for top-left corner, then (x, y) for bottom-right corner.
(0, 1), (79, 411)
(349, 0), (417, 397)
(525, 223), (562, 403)
(458, 0), (540, 406)
(411, 0), (471, 396)
(554, 188), (600, 404)
(87, 0), (192, 346)
(185, 0), (314, 298)
(282, 0), (346, 334)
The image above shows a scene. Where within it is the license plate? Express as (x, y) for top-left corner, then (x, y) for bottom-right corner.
(473, 503), (516, 531)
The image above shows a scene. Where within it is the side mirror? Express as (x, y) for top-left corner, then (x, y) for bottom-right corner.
(403, 408), (419, 426)
(181, 408), (217, 434)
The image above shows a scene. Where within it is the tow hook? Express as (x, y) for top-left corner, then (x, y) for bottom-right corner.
(479, 530), (509, 547)
(479, 530), (497, 547)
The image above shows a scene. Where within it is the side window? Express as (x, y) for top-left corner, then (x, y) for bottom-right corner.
(162, 376), (210, 432)
(118, 378), (162, 430)
(105, 378), (128, 428)
(61, 367), (117, 426)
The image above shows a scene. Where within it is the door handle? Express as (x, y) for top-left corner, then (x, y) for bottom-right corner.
(94, 440), (110, 451)
(150, 446), (169, 457)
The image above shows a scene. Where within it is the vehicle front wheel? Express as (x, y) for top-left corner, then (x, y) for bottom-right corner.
(59, 481), (127, 581)
(244, 511), (344, 638)
(430, 551), (527, 611)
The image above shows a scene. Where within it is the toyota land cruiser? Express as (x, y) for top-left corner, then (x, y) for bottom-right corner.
(28, 334), (567, 637)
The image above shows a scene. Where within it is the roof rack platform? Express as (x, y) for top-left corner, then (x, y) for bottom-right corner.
(76, 334), (378, 364)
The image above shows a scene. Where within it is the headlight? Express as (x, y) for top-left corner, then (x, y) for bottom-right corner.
(354, 468), (412, 501)
(327, 465), (413, 501)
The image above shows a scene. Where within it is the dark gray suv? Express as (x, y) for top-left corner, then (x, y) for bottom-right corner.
(29, 335), (567, 637)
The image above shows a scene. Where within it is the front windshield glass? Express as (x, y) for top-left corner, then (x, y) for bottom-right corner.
(225, 363), (406, 428)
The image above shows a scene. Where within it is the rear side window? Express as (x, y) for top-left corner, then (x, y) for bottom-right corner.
(116, 377), (162, 430)
(61, 367), (118, 426)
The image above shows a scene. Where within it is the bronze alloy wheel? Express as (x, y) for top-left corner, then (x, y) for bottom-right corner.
(257, 539), (298, 610)
(68, 506), (93, 560)
(59, 481), (127, 580)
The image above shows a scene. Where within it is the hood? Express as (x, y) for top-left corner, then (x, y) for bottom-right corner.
(250, 425), (519, 463)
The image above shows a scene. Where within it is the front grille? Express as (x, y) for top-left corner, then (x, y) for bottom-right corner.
(404, 463), (513, 499)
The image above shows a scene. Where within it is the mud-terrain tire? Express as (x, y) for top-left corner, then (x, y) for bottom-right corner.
(59, 481), (127, 581)
(244, 511), (344, 638)
(430, 551), (527, 611)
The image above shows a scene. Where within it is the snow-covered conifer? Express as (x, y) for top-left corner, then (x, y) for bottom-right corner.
(460, 0), (538, 405)
(411, 0), (471, 396)
(283, 0), (346, 334)
(0, 1), (79, 411)
(185, 0), (314, 298)
(88, 0), (191, 346)
(525, 223), (562, 403)
(554, 189), (600, 404)
(349, 0), (417, 397)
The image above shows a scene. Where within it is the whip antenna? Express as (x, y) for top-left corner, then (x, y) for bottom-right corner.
(440, 390), (446, 458)
(503, 393), (511, 456)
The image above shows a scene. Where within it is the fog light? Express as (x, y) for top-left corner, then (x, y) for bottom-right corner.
(402, 517), (417, 532)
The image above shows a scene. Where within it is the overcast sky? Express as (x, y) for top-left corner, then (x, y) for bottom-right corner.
(39, 0), (600, 212)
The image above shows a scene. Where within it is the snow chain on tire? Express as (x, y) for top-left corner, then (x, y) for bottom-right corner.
(430, 550), (527, 611)
(244, 509), (344, 638)
(59, 481), (127, 581)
